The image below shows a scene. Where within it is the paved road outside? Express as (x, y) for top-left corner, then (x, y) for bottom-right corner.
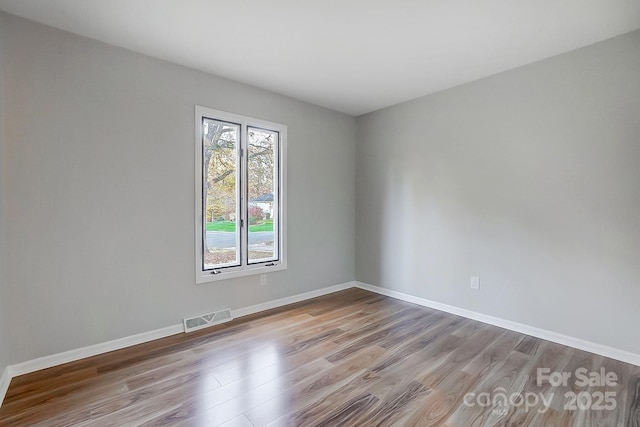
(207, 231), (274, 249)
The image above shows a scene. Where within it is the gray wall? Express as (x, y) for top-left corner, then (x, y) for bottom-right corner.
(0, 14), (8, 373)
(0, 12), (356, 365)
(356, 30), (640, 354)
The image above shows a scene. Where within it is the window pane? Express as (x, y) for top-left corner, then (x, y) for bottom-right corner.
(202, 118), (240, 269)
(247, 127), (278, 263)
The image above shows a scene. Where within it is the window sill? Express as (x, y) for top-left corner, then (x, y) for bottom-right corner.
(196, 261), (287, 284)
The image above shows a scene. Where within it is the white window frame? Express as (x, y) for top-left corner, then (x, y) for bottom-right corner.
(195, 106), (287, 283)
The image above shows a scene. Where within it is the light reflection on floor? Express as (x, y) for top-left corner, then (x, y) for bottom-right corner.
(195, 344), (284, 425)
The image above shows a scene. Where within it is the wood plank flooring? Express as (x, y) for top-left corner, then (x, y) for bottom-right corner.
(0, 288), (638, 426)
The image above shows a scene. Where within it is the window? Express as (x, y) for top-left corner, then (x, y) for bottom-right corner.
(195, 106), (287, 283)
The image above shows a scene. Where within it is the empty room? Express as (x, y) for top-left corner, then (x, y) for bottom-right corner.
(0, 1), (639, 426)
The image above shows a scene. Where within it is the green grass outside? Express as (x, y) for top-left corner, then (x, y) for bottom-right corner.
(206, 219), (273, 232)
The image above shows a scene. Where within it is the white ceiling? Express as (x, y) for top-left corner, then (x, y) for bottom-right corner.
(1, 1), (639, 116)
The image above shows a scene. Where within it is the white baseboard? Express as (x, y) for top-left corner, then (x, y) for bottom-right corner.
(0, 280), (356, 407)
(8, 324), (186, 381)
(355, 281), (640, 367)
(0, 367), (10, 406)
(232, 281), (355, 318)
(1, 324), (186, 406)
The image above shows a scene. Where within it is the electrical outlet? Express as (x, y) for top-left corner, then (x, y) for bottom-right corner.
(470, 276), (480, 290)
(260, 274), (268, 286)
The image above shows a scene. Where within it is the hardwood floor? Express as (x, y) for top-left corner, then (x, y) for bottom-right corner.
(0, 288), (638, 426)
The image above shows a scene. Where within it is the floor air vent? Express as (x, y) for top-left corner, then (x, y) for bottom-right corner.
(183, 308), (233, 333)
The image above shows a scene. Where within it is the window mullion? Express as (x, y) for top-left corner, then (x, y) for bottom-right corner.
(240, 124), (249, 268)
